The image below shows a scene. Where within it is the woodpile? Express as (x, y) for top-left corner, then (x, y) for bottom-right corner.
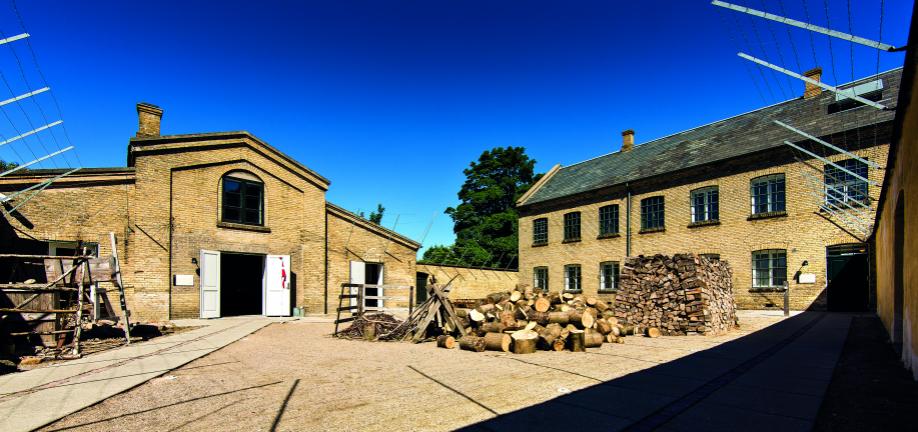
(438, 285), (635, 354)
(614, 254), (737, 336)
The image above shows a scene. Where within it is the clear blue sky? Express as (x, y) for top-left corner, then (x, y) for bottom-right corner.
(0, 0), (911, 254)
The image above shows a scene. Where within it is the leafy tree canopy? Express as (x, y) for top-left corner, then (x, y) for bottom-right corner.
(421, 146), (540, 269)
(358, 203), (385, 225)
(0, 159), (18, 172)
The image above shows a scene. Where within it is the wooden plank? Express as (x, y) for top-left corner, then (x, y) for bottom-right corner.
(334, 316), (357, 324)
(110, 232), (132, 344)
(0, 254), (93, 259)
(337, 305), (359, 312)
(0, 283), (78, 291)
(0, 308), (77, 313)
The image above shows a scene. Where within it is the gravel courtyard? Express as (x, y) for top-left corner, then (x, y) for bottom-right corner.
(40, 312), (797, 432)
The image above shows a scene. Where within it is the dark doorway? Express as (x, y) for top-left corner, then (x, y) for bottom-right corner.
(416, 272), (429, 304)
(220, 253), (264, 316)
(893, 191), (905, 352)
(364, 263), (382, 309)
(826, 244), (870, 312)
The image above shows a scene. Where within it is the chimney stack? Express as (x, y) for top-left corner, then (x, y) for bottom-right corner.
(621, 129), (634, 152)
(803, 67), (822, 99)
(136, 102), (163, 137)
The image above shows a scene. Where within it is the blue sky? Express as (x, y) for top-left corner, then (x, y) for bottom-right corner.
(0, 0), (911, 254)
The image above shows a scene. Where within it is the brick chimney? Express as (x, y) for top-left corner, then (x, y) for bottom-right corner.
(136, 102), (163, 137)
(803, 67), (822, 99)
(621, 129), (634, 152)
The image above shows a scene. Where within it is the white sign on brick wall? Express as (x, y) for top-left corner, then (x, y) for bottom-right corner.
(174, 274), (194, 286)
(798, 273), (816, 284)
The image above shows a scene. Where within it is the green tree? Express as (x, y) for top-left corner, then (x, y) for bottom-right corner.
(422, 147), (540, 269)
(0, 159), (18, 172)
(358, 203), (385, 225)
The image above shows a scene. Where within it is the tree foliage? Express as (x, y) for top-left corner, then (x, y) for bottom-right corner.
(421, 146), (540, 269)
(0, 159), (18, 172)
(358, 203), (386, 225)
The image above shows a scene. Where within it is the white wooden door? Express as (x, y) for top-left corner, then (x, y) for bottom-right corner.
(264, 255), (291, 316)
(199, 250), (221, 319)
(349, 261), (365, 308)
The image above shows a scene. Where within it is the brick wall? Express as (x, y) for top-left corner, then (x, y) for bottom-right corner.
(519, 145), (888, 311)
(416, 263), (519, 300)
(326, 205), (418, 313)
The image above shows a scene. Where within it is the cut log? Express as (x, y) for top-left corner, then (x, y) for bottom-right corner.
(548, 291), (562, 304)
(562, 292), (575, 301)
(593, 299), (609, 312)
(568, 330), (585, 352)
(559, 304), (572, 312)
(533, 297), (551, 313)
(620, 324), (636, 336)
(524, 321), (538, 331)
(477, 304), (495, 314)
(511, 330), (538, 354)
(437, 335), (456, 349)
(455, 308), (470, 318)
(611, 325), (621, 336)
(595, 319), (613, 335)
(509, 290), (522, 302)
(483, 332), (512, 352)
(458, 335), (487, 352)
(584, 330), (604, 348)
(606, 317), (619, 326)
(605, 334), (619, 344)
(569, 310), (595, 329)
(528, 310), (550, 325)
(486, 292), (509, 304)
(469, 309), (486, 322)
(645, 327), (661, 338)
(551, 338), (566, 351)
(479, 322), (506, 333)
(499, 310), (517, 328)
(548, 311), (570, 325)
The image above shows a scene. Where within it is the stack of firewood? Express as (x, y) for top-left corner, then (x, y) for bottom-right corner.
(437, 287), (641, 354)
(613, 254), (736, 336)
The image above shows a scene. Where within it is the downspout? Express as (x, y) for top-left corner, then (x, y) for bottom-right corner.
(324, 208), (329, 315)
(625, 183), (632, 257)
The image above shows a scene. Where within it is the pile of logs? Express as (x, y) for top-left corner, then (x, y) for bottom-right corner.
(439, 287), (641, 354)
(335, 313), (405, 341)
(613, 254), (737, 336)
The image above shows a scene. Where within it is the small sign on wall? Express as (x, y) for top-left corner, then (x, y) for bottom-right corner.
(174, 274), (194, 286)
(798, 273), (817, 284)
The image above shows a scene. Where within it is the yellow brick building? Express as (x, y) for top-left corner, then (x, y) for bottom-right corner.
(0, 103), (420, 320)
(517, 69), (900, 311)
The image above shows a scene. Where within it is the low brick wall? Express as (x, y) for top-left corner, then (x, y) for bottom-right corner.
(417, 264), (519, 300)
(614, 254), (737, 335)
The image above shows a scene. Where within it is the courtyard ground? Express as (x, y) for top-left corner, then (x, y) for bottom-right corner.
(31, 311), (854, 432)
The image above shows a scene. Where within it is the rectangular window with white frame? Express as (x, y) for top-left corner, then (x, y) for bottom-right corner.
(533, 266), (548, 292)
(564, 264), (581, 292)
(640, 196), (665, 230)
(691, 186), (719, 223)
(598, 204), (619, 236)
(599, 261), (619, 292)
(750, 174), (786, 215)
(752, 249), (787, 288)
(563, 212), (581, 242)
(824, 159), (869, 207)
(532, 218), (548, 245)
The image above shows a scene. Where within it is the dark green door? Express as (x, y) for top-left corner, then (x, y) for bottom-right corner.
(826, 244), (869, 312)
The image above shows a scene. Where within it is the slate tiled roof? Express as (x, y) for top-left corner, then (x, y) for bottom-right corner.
(521, 68), (901, 207)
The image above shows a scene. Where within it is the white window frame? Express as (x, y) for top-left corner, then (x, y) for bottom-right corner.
(563, 264), (581, 292)
(691, 186), (719, 223)
(752, 249), (787, 288)
(599, 261), (619, 292)
(533, 266), (549, 292)
(750, 174), (786, 215)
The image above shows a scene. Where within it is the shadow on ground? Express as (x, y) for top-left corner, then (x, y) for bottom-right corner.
(454, 312), (873, 432)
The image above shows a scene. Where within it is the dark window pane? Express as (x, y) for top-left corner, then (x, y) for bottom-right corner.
(223, 207), (240, 223)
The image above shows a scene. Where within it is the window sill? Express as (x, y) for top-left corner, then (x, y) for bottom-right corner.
(688, 220), (721, 228)
(217, 221), (271, 233)
(748, 211), (788, 221)
(531, 242), (548, 248)
(748, 287), (788, 293)
(597, 233), (621, 240)
(597, 290), (617, 294)
(562, 238), (582, 244)
(564, 289), (583, 294)
(639, 227), (665, 234)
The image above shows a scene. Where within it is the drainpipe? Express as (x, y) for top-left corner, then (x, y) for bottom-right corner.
(324, 210), (329, 315)
(625, 183), (632, 257)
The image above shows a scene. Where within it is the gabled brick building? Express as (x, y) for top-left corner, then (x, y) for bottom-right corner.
(517, 68), (900, 311)
(0, 103), (420, 320)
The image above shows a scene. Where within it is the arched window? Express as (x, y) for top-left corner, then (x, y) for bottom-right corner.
(221, 171), (264, 226)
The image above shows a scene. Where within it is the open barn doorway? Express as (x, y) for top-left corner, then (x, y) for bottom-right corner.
(826, 244), (869, 312)
(220, 253), (264, 316)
